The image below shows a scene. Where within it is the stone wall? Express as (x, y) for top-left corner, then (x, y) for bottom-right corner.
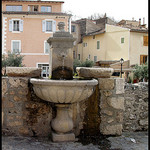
(2, 71), (148, 137)
(99, 78), (125, 135)
(2, 77), (53, 137)
(123, 82), (148, 131)
(2, 76), (87, 137)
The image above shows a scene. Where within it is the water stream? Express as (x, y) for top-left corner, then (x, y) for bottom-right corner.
(60, 55), (65, 80)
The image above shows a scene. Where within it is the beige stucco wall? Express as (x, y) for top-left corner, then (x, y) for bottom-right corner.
(129, 32), (148, 65)
(80, 33), (106, 62)
(105, 24), (130, 61)
(77, 24), (130, 63)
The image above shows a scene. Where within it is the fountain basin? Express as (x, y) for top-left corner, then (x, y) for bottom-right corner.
(30, 78), (98, 104)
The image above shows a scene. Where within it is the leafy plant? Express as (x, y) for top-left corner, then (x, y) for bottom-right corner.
(133, 63), (148, 82)
(128, 76), (133, 83)
(81, 59), (94, 67)
(2, 51), (25, 76)
(73, 59), (94, 74)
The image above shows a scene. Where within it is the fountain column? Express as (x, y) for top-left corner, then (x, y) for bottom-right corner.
(47, 22), (76, 80)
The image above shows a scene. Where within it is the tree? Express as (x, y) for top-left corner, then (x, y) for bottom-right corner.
(133, 63), (148, 82)
(2, 51), (25, 76)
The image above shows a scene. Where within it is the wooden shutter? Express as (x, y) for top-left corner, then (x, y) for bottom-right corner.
(9, 20), (13, 31)
(140, 55), (143, 65)
(143, 36), (148, 46)
(53, 20), (56, 33)
(20, 20), (23, 32)
(42, 20), (46, 32)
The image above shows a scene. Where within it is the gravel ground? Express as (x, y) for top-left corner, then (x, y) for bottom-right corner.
(2, 131), (148, 150)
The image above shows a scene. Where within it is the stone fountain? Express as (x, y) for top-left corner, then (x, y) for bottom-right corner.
(30, 22), (98, 142)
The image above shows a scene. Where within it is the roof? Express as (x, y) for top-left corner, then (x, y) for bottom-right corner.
(2, 0), (64, 3)
(85, 28), (105, 36)
(117, 24), (148, 33)
(117, 19), (148, 33)
(74, 18), (105, 36)
(2, 11), (71, 16)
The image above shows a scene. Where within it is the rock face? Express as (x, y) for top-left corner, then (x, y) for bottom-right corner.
(6, 67), (41, 77)
(76, 67), (114, 79)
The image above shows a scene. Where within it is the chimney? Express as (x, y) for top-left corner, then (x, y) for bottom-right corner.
(143, 17), (145, 24)
(139, 18), (141, 25)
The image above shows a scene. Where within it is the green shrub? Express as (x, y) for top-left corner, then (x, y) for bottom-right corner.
(81, 59), (94, 67)
(2, 51), (25, 76)
(133, 63), (148, 82)
(73, 59), (94, 74)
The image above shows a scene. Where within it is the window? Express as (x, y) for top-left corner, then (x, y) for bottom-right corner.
(140, 55), (148, 65)
(13, 20), (19, 31)
(38, 64), (49, 78)
(9, 19), (23, 32)
(28, 5), (38, 12)
(94, 56), (97, 62)
(6, 5), (22, 11)
(71, 25), (76, 32)
(11, 40), (21, 53)
(83, 43), (87, 47)
(121, 37), (124, 44)
(42, 20), (56, 32)
(143, 36), (148, 46)
(44, 41), (50, 54)
(41, 6), (51, 12)
(97, 41), (100, 49)
(46, 21), (52, 32)
(78, 54), (80, 60)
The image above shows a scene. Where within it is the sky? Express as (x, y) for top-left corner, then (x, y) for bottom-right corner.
(44, 0), (148, 26)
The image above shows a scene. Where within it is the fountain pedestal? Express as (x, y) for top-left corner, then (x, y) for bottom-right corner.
(30, 22), (98, 142)
(51, 104), (75, 142)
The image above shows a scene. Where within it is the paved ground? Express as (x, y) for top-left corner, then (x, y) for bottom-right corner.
(2, 131), (148, 150)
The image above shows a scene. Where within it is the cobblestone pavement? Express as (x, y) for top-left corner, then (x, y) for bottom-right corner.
(2, 131), (148, 150)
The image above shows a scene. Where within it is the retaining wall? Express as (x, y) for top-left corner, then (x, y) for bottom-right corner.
(123, 82), (148, 131)
(2, 74), (148, 137)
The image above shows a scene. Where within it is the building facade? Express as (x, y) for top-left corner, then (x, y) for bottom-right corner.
(2, 0), (71, 77)
(74, 17), (148, 66)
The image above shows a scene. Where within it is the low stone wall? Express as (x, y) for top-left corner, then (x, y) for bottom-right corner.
(2, 68), (148, 137)
(99, 78), (125, 135)
(2, 77), (52, 136)
(2, 76), (87, 137)
(123, 82), (148, 131)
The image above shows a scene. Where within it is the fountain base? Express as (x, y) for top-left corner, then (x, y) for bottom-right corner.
(52, 132), (75, 142)
(51, 104), (75, 142)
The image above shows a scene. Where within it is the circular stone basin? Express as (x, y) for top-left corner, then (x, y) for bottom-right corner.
(76, 67), (114, 78)
(30, 78), (98, 104)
